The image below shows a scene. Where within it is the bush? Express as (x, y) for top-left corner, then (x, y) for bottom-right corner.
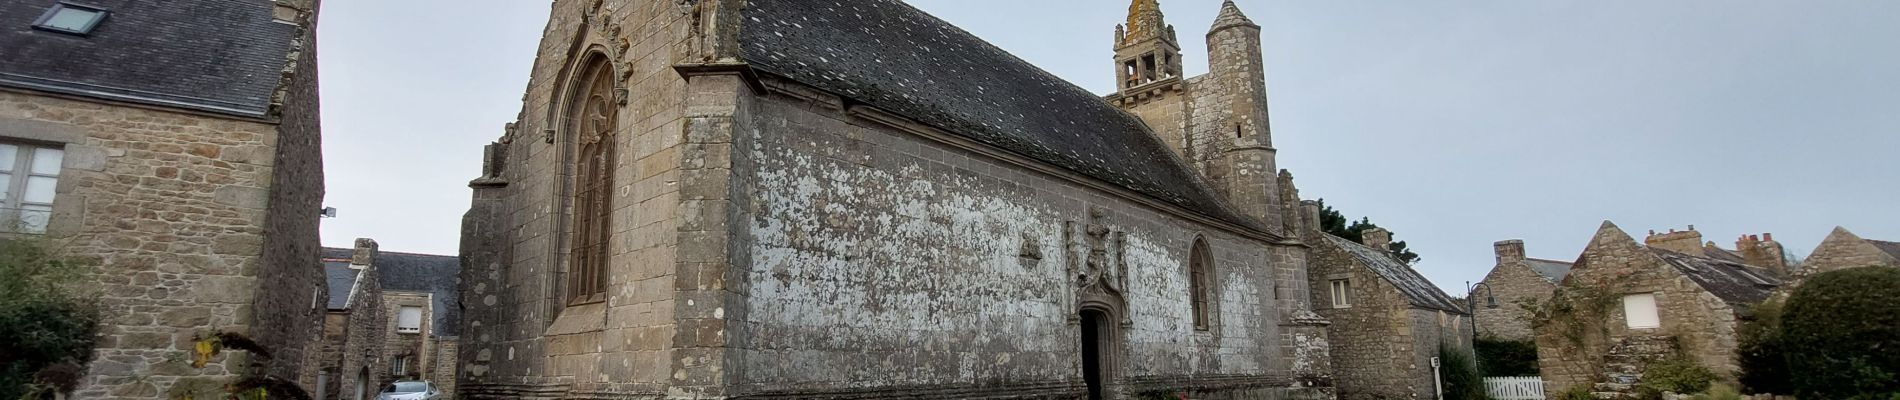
(1736, 299), (1791, 395)
(1688, 384), (1744, 400)
(1475, 337), (1540, 376)
(1553, 385), (1596, 400)
(0, 239), (100, 400)
(1439, 343), (1487, 400)
(1635, 357), (1715, 399)
(1783, 267), (1900, 399)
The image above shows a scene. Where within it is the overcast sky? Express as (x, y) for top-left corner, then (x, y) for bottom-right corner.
(315, 0), (1899, 294)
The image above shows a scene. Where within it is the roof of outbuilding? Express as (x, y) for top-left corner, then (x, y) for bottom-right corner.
(1649, 248), (1782, 306)
(737, 0), (1263, 232)
(323, 248), (462, 337)
(1524, 258), (1574, 283)
(1323, 235), (1468, 313)
(0, 0), (295, 117)
(1869, 240), (1900, 260)
(324, 262), (362, 311)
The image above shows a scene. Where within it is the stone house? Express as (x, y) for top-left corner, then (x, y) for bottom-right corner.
(0, 0), (327, 398)
(311, 239), (463, 399)
(457, 0), (1336, 399)
(361, 247), (461, 395)
(1308, 228), (1474, 400)
(1471, 240), (1572, 341)
(315, 240), (390, 400)
(1793, 226), (1899, 282)
(1534, 223), (1782, 397)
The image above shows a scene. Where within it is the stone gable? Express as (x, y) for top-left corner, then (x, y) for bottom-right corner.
(1535, 222), (1771, 397)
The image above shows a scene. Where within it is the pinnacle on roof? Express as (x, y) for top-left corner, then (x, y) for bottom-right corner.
(1122, 0), (1171, 46)
(1212, 0), (1259, 30)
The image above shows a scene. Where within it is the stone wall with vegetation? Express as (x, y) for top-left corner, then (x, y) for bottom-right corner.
(1533, 223), (1745, 397)
(0, 90), (289, 399)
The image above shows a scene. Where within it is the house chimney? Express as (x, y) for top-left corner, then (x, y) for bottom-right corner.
(1362, 228), (1392, 251)
(351, 238), (379, 268)
(1495, 239), (1526, 265)
(1644, 226), (1703, 254)
(1738, 233), (1790, 276)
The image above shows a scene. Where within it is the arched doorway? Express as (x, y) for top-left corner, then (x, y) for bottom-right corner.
(1080, 309), (1113, 400)
(353, 367), (370, 400)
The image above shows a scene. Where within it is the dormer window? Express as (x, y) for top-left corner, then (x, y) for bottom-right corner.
(33, 2), (108, 36)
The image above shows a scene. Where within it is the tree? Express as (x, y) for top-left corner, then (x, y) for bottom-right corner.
(1781, 267), (1900, 399)
(1314, 199), (1423, 265)
(0, 239), (100, 400)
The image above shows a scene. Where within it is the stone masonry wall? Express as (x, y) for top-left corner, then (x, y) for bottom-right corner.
(430, 338), (458, 399)
(726, 81), (1308, 398)
(327, 271), (387, 400)
(1535, 225), (1745, 396)
(1798, 228), (1899, 280)
(1405, 308), (1475, 398)
(378, 292), (433, 384)
(246, 0), (329, 388)
(0, 90), (290, 398)
(1474, 257), (1558, 341)
(1308, 240), (1422, 400)
(456, 0), (699, 398)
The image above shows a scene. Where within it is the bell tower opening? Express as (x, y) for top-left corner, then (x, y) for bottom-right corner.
(1113, 0), (1180, 94)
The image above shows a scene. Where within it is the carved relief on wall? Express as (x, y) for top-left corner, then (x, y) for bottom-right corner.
(1067, 207), (1132, 326)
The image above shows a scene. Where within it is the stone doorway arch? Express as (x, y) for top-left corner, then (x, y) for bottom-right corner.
(1077, 291), (1126, 400)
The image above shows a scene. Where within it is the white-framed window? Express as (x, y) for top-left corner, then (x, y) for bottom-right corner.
(396, 306), (423, 333)
(0, 143), (62, 234)
(1330, 279), (1352, 308)
(390, 355), (409, 375)
(1623, 293), (1661, 329)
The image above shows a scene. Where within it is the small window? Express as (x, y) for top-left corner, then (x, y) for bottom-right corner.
(1330, 279), (1352, 308)
(396, 306), (423, 333)
(0, 143), (63, 234)
(389, 356), (409, 376)
(1623, 293), (1661, 329)
(33, 3), (108, 35)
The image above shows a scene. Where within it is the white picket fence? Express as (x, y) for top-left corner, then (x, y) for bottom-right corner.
(1484, 376), (1545, 400)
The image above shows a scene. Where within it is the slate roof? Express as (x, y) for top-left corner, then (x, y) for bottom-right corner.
(324, 262), (363, 311)
(1524, 258), (1574, 283)
(1323, 235), (1467, 313)
(1700, 246), (1748, 265)
(1649, 248), (1781, 307)
(322, 248), (463, 337)
(0, 0), (296, 117)
(1869, 240), (1900, 260)
(737, 0), (1263, 232)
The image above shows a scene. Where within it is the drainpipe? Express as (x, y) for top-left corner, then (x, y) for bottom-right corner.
(1432, 356), (1444, 399)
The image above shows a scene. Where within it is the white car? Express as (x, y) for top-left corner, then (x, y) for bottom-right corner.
(375, 381), (441, 400)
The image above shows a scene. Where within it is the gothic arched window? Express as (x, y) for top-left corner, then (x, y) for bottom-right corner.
(567, 59), (617, 305)
(1190, 236), (1214, 330)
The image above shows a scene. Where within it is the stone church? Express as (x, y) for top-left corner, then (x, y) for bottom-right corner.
(458, 0), (1335, 398)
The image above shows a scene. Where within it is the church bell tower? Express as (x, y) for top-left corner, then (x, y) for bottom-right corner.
(1114, 0), (1182, 94)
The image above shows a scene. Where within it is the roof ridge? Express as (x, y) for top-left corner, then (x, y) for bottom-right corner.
(320, 246), (455, 259)
(1525, 257), (1573, 264)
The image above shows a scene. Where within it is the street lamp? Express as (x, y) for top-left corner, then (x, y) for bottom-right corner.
(1466, 281), (1499, 374)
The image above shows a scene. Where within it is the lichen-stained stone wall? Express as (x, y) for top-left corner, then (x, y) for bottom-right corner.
(727, 86), (1300, 398)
